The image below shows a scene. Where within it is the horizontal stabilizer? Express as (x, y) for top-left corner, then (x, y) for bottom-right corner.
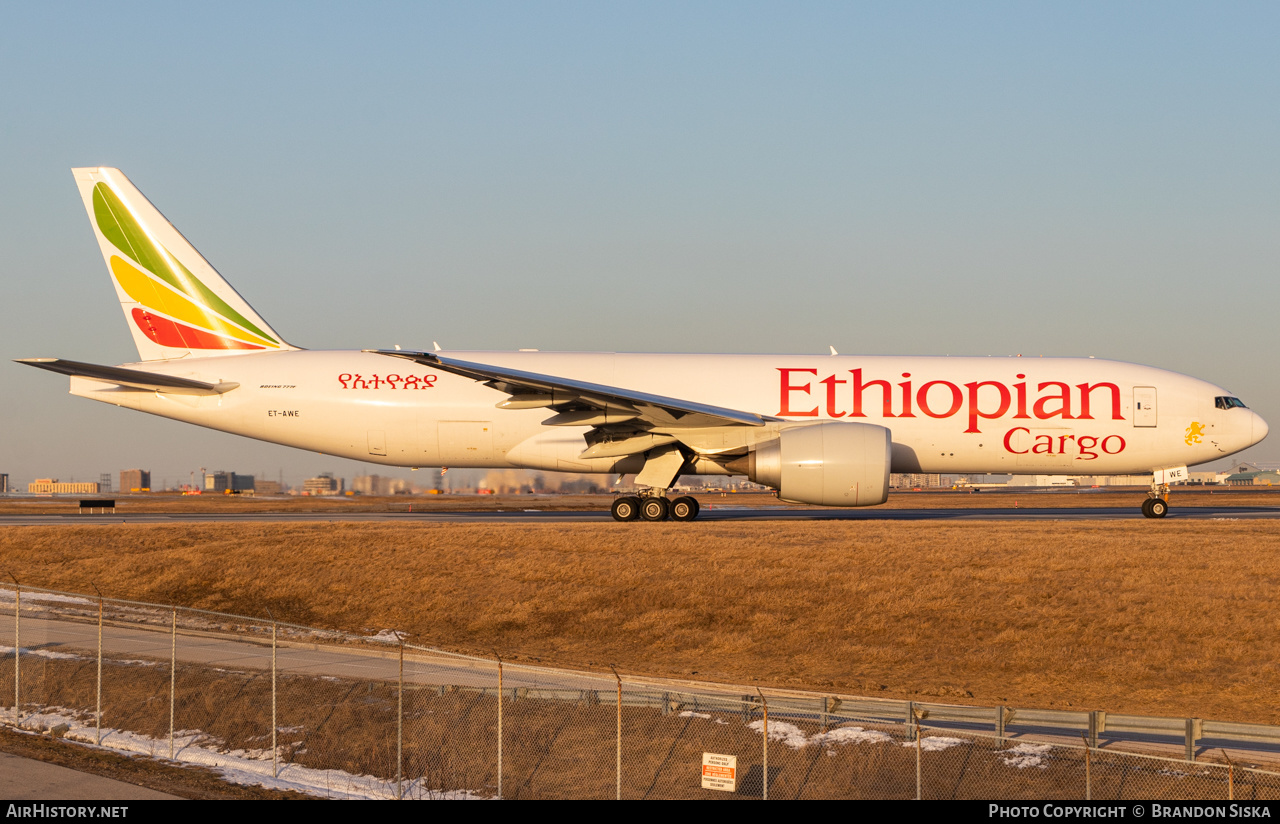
(15, 358), (239, 395)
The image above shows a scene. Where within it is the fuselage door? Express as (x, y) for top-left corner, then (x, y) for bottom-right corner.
(439, 421), (493, 463)
(1133, 387), (1157, 427)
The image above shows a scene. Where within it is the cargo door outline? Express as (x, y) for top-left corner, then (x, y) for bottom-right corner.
(438, 421), (493, 463)
(1133, 387), (1157, 428)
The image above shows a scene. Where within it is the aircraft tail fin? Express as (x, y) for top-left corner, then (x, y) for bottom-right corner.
(71, 167), (297, 361)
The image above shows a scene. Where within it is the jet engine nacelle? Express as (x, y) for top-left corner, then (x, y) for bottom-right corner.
(747, 421), (891, 507)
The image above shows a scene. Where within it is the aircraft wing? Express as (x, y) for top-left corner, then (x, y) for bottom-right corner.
(365, 350), (777, 430)
(15, 358), (239, 395)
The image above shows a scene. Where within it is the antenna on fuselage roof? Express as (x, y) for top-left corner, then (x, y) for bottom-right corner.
(433, 341), (442, 352)
(829, 346), (838, 356)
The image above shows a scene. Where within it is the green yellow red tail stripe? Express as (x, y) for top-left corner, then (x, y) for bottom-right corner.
(90, 179), (282, 352)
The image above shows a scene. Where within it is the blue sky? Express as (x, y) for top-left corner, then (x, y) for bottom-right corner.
(2, 2), (1277, 487)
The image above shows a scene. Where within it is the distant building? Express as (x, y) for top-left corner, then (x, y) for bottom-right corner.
(1007, 475), (1077, 487)
(890, 473), (943, 488)
(304, 473), (343, 495)
(120, 469), (151, 493)
(1225, 470), (1280, 486)
(205, 471), (255, 493)
(255, 480), (283, 495)
(29, 478), (99, 494)
(351, 474), (409, 495)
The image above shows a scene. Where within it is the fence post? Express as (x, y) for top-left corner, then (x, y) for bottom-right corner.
(915, 713), (922, 801)
(93, 585), (103, 745)
(757, 688), (768, 801)
(169, 607), (176, 760)
(10, 575), (18, 724)
(610, 665), (622, 800)
(397, 636), (404, 801)
(495, 653), (503, 800)
(907, 701), (916, 742)
(996, 705), (1006, 740)
(271, 617), (278, 779)
(1222, 750), (1234, 800)
(1081, 734), (1091, 801)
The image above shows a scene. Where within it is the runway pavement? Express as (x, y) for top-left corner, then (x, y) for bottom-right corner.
(1, 504), (1279, 525)
(0, 751), (179, 800)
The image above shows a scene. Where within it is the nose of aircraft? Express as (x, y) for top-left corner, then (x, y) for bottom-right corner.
(1254, 411), (1269, 446)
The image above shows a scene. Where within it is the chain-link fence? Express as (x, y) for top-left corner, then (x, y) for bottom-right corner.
(2, 584), (1277, 800)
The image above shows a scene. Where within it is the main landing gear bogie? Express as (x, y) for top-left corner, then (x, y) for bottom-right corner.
(611, 494), (701, 522)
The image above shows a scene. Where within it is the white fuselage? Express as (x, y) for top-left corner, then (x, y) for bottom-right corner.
(70, 350), (1266, 476)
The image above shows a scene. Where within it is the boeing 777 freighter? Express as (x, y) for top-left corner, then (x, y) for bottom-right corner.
(17, 168), (1268, 520)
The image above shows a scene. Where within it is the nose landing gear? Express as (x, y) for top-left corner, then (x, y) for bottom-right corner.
(1141, 482), (1170, 519)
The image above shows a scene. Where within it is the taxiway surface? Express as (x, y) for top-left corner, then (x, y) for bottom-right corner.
(1, 505), (1278, 526)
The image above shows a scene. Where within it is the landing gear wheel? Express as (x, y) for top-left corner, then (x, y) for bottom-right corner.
(670, 496), (700, 521)
(611, 496), (641, 522)
(1140, 499), (1153, 518)
(640, 496), (671, 521)
(1146, 498), (1168, 519)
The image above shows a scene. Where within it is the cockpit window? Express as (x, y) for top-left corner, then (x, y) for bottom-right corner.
(1215, 396), (1248, 410)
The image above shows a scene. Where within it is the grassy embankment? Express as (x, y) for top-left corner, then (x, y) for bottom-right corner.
(2, 518), (1278, 724)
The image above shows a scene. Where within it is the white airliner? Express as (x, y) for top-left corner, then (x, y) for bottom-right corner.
(17, 168), (1268, 520)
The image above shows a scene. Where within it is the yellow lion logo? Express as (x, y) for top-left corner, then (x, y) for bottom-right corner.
(1185, 421), (1205, 446)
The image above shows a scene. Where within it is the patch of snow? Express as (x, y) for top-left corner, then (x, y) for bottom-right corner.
(747, 721), (894, 751)
(0, 646), (82, 661)
(677, 711), (711, 719)
(999, 742), (1053, 769)
(365, 630), (407, 643)
(816, 726), (894, 747)
(904, 735), (966, 752)
(6, 707), (490, 800)
(0, 589), (93, 607)
(748, 720), (811, 749)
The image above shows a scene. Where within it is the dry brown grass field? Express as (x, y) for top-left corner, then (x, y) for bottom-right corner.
(2, 517), (1279, 726)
